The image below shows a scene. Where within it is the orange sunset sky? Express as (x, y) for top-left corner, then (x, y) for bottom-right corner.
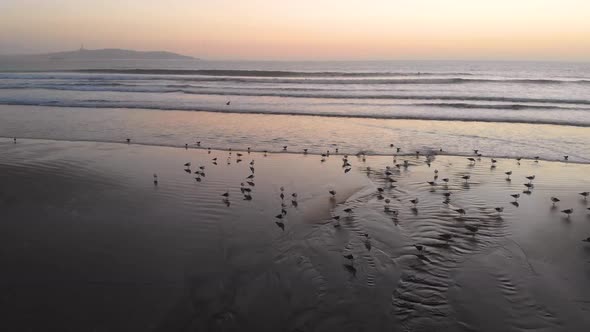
(1, 0), (589, 61)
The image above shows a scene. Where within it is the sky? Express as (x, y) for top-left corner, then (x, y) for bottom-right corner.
(1, 0), (589, 61)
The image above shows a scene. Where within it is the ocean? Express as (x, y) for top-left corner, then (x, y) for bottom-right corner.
(0, 59), (589, 161)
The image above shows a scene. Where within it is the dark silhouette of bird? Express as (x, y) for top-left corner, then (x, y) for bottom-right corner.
(275, 221), (285, 230)
(562, 208), (573, 217)
(551, 197), (560, 206)
(564, 156), (569, 161)
(226, 101), (231, 106)
(344, 208), (353, 214)
(329, 190), (336, 197)
(462, 175), (471, 182)
(275, 213), (284, 219)
(511, 193), (520, 201)
(465, 224), (479, 236)
(343, 254), (354, 260)
(495, 207), (504, 213)
(454, 208), (466, 215)
(414, 244), (424, 251)
(410, 198), (419, 206)
(580, 192), (589, 200)
(526, 175), (535, 182)
(126, 138), (131, 143)
(153, 174), (158, 185)
(221, 191), (229, 198)
(343, 263), (357, 275)
(303, 149), (308, 154)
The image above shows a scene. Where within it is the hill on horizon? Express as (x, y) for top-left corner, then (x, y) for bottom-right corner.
(1, 48), (196, 60)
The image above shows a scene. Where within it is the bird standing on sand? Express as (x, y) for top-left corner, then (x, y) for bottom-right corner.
(495, 207), (504, 213)
(226, 101), (231, 106)
(410, 198), (419, 206)
(126, 138), (131, 144)
(511, 193), (520, 201)
(13, 137), (16, 143)
(580, 192), (589, 200)
(329, 190), (336, 197)
(551, 197), (560, 206)
(564, 156), (569, 161)
(454, 208), (466, 215)
(465, 224), (479, 236)
(505, 171), (512, 180)
(153, 173), (158, 185)
(562, 208), (573, 218)
(462, 175), (471, 183)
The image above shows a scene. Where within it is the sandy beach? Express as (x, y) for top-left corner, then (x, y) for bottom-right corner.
(1, 138), (589, 331)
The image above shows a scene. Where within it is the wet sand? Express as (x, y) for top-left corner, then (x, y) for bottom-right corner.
(1, 139), (589, 332)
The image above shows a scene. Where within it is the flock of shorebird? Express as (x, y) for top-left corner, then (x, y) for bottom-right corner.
(148, 140), (590, 271)
(8, 137), (590, 271)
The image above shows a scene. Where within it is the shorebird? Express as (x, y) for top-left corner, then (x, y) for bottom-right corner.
(495, 207), (504, 213)
(551, 197), (560, 206)
(153, 173), (158, 185)
(505, 171), (512, 180)
(221, 191), (229, 198)
(329, 190), (336, 197)
(454, 208), (466, 215)
(410, 198), (419, 206)
(344, 168), (351, 173)
(275, 221), (285, 231)
(343, 263), (357, 275)
(467, 158), (476, 164)
(195, 176), (201, 182)
(226, 101), (231, 106)
(275, 213), (284, 219)
(303, 149), (308, 154)
(427, 181), (437, 186)
(526, 175), (535, 182)
(580, 192), (589, 200)
(396, 147), (401, 153)
(491, 158), (497, 164)
(243, 194), (252, 200)
(443, 192), (452, 198)
(473, 149), (479, 155)
(465, 224), (479, 236)
(414, 244), (424, 252)
(523, 183), (534, 189)
(13, 137), (16, 143)
(564, 156), (569, 161)
(439, 233), (453, 242)
(184, 162), (191, 167)
(283, 146), (287, 151)
(462, 175), (471, 182)
(534, 156), (539, 163)
(442, 178), (449, 183)
(343, 254), (354, 260)
(511, 193), (520, 201)
(344, 208), (353, 214)
(562, 208), (573, 218)
(126, 138), (131, 143)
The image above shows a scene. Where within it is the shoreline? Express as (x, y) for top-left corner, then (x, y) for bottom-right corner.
(2, 136), (589, 165)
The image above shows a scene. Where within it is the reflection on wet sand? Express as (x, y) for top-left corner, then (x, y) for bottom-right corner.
(1, 139), (589, 332)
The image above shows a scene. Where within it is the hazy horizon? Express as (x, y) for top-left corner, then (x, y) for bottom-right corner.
(1, 0), (590, 61)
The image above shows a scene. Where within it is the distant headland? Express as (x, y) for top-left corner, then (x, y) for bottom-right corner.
(1, 47), (197, 60)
